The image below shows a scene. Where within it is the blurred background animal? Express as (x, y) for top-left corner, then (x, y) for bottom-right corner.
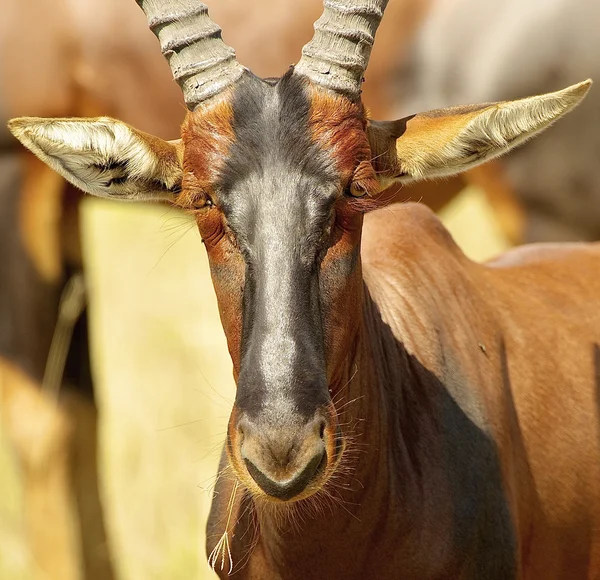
(0, 0), (597, 578)
(399, 0), (600, 242)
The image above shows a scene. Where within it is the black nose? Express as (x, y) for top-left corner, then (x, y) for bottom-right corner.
(238, 414), (327, 500)
(244, 449), (326, 500)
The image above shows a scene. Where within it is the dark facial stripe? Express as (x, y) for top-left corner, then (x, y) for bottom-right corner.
(217, 72), (336, 421)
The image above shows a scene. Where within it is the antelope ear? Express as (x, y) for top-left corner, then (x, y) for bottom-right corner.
(8, 117), (183, 202)
(367, 80), (592, 185)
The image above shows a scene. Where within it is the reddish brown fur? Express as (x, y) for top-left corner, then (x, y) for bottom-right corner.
(178, 98), (247, 372)
(307, 90), (382, 385)
(362, 204), (600, 579)
(179, 98), (236, 207)
(308, 89), (377, 192)
(198, 213), (246, 373)
(319, 201), (365, 386)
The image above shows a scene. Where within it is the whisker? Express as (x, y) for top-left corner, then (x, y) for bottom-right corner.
(148, 222), (195, 275)
(191, 358), (235, 408)
(334, 395), (365, 413)
(197, 463), (232, 495)
(155, 418), (209, 432)
(331, 365), (359, 404)
(194, 438), (227, 468)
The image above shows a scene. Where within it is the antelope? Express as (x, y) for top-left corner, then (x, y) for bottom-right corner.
(8, 0), (599, 578)
(0, 1), (440, 578)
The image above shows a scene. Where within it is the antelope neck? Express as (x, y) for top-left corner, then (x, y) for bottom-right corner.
(251, 288), (426, 570)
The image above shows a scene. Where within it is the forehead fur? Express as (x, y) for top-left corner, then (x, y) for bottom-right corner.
(177, 70), (378, 209)
(177, 95), (236, 208)
(218, 71), (333, 197)
(308, 87), (373, 179)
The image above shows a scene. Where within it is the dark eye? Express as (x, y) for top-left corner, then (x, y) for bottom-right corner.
(344, 182), (367, 198)
(182, 171), (215, 210)
(192, 194), (214, 210)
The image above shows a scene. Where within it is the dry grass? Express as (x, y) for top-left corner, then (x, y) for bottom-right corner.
(0, 187), (507, 579)
(0, 436), (31, 580)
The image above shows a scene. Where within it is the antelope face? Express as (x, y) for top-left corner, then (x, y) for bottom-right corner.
(180, 71), (377, 501)
(8, 0), (591, 503)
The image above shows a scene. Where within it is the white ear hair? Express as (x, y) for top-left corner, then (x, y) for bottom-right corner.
(370, 79), (592, 185)
(434, 80), (594, 177)
(8, 117), (182, 201)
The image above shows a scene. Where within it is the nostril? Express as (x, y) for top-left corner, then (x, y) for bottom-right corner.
(237, 417), (248, 435)
(236, 417), (250, 442)
(319, 420), (326, 440)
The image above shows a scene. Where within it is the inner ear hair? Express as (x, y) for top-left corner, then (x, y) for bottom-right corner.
(8, 116), (183, 202)
(367, 79), (592, 184)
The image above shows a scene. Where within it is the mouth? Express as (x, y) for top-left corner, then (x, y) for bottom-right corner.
(244, 449), (328, 502)
(226, 410), (345, 503)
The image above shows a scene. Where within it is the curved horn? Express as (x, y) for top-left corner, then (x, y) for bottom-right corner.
(136, 0), (245, 109)
(295, 0), (389, 98)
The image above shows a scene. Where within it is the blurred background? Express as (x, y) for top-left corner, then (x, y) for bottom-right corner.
(0, 0), (597, 578)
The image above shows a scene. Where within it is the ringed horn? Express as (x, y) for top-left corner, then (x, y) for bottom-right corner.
(135, 0), (245, 110)
(295, 0), (390, 98)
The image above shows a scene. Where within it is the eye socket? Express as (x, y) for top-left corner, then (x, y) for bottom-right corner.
(344, 181), (368, 198)
(182, 171), (215, 210)
(192, 195), (214, 210)
(344, 160), (380, 200)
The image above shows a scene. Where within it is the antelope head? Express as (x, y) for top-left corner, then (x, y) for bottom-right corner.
(9, 0), (591, 503)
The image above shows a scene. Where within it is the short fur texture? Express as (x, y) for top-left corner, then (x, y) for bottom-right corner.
(6, 45), (596, 580)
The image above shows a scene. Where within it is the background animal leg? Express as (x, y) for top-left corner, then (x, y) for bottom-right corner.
(63, 389), (116, 580)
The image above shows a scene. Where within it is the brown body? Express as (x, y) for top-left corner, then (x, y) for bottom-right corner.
(363, 206), (600, 578)
(208, 203), (600, 579)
